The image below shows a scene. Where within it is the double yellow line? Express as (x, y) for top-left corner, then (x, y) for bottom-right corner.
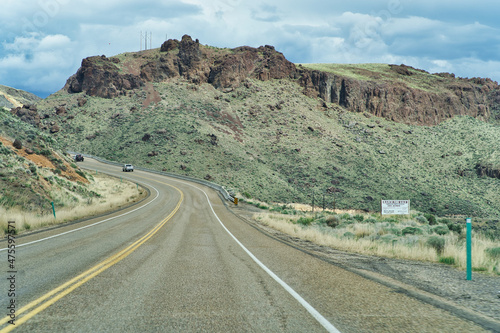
(0, 181), (183, 332)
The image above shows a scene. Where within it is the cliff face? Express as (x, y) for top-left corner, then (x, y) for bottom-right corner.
(299, 67), (497, 126)
(63, 35), (500, 126)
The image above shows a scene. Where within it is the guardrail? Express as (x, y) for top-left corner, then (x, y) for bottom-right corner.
(68, 151), (235, 202)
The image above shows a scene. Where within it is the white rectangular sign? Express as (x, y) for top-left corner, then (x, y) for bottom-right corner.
(381, 200), (410, 215)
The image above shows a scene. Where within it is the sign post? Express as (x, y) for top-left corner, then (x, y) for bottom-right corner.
(381, 200), (410, 215)
(466, 217), (472, 280)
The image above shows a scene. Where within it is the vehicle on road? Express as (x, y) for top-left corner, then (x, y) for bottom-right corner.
(122, 164), (134, 172)
(75, 154), (84, 162)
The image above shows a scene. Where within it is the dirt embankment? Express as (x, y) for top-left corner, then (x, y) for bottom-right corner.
(0, 136), (88, 184)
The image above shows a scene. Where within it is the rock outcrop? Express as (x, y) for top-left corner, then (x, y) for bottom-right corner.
(65, 55), (144, 98)
(476, 163), (500, 179)
(11, 104), (41, 128)
(143, 35), (297, 89)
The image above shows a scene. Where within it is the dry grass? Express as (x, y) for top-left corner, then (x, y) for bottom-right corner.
(254, 212), (500, 274)
(0, 174), (146, 236)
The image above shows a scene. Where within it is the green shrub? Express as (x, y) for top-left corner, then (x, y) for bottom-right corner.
(40, 149), (52, 156)
(424, 213), (437, 225)
(472, 267), (487, 272)
(325, 215), (340, 228)
(257, 203), (268, 210)
(439, 256), (455, 265)
(297, 217), (314, 226)
(486, 247), (500, 259)
(402, 226), (423, 235)
(433, 225), (449, 235)
(341, 213), (351, 220)
(353, 214), (364, 222)
(446, 222), (462, 235)
(75, 170), (87, 179)
(427, 236), (445, 255)
(343, 231), (355, 239)
(386, 228), (402, 236)
(415, 215), (428, 224)
(380, 234), (398, 243)
(365, 218), (377, 223)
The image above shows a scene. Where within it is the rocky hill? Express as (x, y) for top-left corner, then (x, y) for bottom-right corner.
(14, 35), (500, 217)
(62, 35), (500, 126)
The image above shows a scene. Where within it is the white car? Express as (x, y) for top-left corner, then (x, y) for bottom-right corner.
(122, 164), (134, 172)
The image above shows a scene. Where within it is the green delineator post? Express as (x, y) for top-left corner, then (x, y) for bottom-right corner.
(51, 201), (56, 219)
(466, 217), (472, 280)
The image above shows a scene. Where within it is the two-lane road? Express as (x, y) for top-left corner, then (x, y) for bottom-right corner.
(0, 159), (490, 332)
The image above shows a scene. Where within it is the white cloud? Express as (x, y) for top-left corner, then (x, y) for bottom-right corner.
(1, 1), (500, 96)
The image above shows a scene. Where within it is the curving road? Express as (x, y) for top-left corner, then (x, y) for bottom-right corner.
(0, 158), (491, 332)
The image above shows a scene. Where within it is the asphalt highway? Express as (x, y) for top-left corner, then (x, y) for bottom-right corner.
(0, 158), (489, 332)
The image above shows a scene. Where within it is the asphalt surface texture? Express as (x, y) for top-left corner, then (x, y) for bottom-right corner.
(0, 158), (495, 332)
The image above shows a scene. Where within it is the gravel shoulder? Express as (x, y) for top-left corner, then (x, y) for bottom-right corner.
(228, 203), (500, 331)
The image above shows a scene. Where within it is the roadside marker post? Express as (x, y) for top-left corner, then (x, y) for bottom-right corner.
(466, 217), (472, 280)
(51, 201), (56, 219)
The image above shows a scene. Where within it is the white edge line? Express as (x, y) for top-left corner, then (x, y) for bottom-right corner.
(171, 178), (341, 333)
(0, 181), (160, 252)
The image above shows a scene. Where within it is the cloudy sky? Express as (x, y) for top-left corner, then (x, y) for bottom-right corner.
(2, 0), (500, 97)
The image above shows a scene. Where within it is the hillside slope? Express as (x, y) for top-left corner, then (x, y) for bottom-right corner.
(23, 36), (500, 217)
(0, 107), (97, 214)
(0, 84), (41, 109)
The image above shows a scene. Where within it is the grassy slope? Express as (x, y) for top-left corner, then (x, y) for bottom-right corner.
(36, 67), (500, 218)
(0, 85), (42, 108)
(300, 63), (457, 92)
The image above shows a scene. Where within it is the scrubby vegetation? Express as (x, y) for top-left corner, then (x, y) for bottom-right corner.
(250, 202), (500, 275)
(0, 107), (146, 236)
(0, 174), (145, 237)
(35, 77), (500, 218)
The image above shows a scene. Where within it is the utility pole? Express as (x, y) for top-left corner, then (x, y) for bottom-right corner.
(140, 31), (152, 51)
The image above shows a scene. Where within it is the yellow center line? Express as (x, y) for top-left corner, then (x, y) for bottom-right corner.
(0, 177), (183, 332)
